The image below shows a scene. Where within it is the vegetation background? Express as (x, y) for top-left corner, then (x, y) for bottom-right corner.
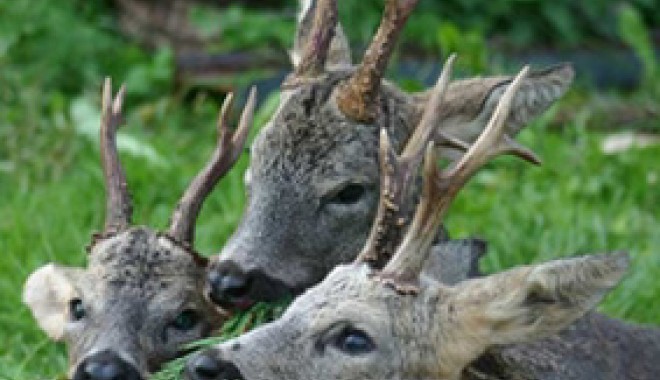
(0, 0), (658, 378)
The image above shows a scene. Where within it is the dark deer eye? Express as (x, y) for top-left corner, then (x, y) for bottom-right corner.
(331, 184), (365, 205)
(334, 328), (375, 355)
(69, 298), (86, 321)
(171, 309), (199, 331)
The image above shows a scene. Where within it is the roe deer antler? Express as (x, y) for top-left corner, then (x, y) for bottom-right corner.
(292, 0), (339, 79)
(100, 78), (132, 236)
(168, 87), (256, 247)
(372, 64), (536, 293)
(355, 54), (457, 268)
(336, 0), (419, 122)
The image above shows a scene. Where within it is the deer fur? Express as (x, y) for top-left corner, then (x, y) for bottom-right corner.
(186, 54), (658, 380)
(24, 229), (220, 379)
(207, 0), (574, 308)
(188, 252), (650, 380)
(23, 80), (255, 379)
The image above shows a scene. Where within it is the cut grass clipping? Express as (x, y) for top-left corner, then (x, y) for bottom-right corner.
(152, 299), (290, 380)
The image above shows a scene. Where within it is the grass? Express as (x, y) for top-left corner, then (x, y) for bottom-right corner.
(1, 85), (658, 379)
(1, 1), (658, 379)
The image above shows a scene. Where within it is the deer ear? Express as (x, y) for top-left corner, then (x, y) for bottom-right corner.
(429, 64), (574, 161)
(454, 252), (628, 346)
(476, 63), (574, 133)
(290, 0), (351, 70)
(23, 264), (83, 341)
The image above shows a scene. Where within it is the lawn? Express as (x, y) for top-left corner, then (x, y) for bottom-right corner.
(1, 0), (658, 379)
(2, 81), (658, 380)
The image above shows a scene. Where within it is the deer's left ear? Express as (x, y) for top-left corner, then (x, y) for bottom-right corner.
(453, 252), (629, 346)
(23, 264), (84, 341)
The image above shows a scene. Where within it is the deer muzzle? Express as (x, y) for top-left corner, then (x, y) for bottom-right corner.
(185, 350), (245, 380)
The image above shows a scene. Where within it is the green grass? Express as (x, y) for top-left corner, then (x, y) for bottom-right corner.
(1, 86), (658, 379)
(1, 1), (659, 379)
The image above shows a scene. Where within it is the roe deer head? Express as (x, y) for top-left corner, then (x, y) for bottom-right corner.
(207, 0), (574, 309)
(186, 61), (631, 380)
(23, 79), (255, 380)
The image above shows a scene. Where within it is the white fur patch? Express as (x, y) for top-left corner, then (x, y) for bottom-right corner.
(23, 264), (78, 340)
(298, 0), (313, 22)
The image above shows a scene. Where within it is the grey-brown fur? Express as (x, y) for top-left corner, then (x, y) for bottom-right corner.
(467, 312), (660, 380)
(27, 228), (222, 376)
(207, 0), (573, 306)
(22, 81), (254, 379)
(24, 229), (223, 379)
(188, 252), (660, 380)
(191, 42), (660, 377)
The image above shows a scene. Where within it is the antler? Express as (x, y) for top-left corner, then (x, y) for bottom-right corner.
(168, 87), (257, 247)
(376, 66), (533, 293)
(292, 0), (339, 79)
(100, 77), (133, 235)
(355, 55), (456, 267)
(336, 0), (419, 122)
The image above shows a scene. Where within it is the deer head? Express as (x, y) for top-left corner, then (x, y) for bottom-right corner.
(207, 0), (574, 309)
(22, 79), (255, 380)
(184, 59), (627, 380)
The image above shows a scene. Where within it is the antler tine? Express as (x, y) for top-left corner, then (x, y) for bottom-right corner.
(356, 55), (456, 267)
(293, 0), (338, 78)
(401, 54), (456, 158)
(379, 66), (533, 293)
(336, 0), (419, 122)
(100, 77), (133, 234)
(354, 129), (406, 267)
(168, 87), (257, 247)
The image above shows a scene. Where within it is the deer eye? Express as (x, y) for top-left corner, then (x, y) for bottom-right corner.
(330, 184), (365, 205)
(69, 298), (86, 321)
(333, 327), (375, 355)
(171, 309), (199, 331)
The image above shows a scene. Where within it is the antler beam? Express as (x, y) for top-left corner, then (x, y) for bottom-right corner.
(168, 87), (257, 247)
(370, 65), (535, 293)
(379, 66), (532, 292)
(336, 0), (419, 122)
(100, 78), (133, 234)
(355, 55), (456, 267)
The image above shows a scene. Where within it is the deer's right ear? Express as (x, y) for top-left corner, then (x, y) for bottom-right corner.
(425, 64), (574, 162)
(23, 264), (82, 341)
(291, 0), (351, 70)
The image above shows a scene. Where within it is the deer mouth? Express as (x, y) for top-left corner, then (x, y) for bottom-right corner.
(223, 296), (255, 312)
(207, 264), (297, 312)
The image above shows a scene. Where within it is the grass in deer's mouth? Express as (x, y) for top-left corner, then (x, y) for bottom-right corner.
(152, 300), (290, 380)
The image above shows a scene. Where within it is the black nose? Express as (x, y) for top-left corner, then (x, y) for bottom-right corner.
(73, 350), (142, 380)
(186, 351), (244, 380)
(207, 267), (251, 308)
(208, 260), (296, 309)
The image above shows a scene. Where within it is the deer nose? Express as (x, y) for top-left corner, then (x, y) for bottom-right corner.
(186, 351), (244, 380)
(207, 268), (252, 309)
(74, 350), (142, 380)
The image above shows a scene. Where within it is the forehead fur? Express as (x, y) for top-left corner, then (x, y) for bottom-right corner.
(88, 227), (203, 294)
(251, 71), (418, 184)
(289, 263), (443, 317)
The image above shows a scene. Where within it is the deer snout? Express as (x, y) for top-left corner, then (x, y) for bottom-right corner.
(207, 266), (252, 310)
(73, 350), (143, 380)
(185, 350), (244, 380)
(207, 259), (295, 311)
